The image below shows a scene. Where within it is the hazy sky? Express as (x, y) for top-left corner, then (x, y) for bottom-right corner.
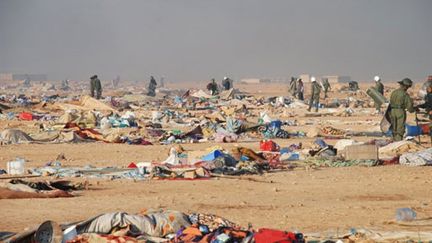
(0, 0), (431, 82)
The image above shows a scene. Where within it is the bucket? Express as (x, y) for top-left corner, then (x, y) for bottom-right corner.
(7, 159), (25, 175)
(405, 124), (422, 136)
(62, 225), (77, 243)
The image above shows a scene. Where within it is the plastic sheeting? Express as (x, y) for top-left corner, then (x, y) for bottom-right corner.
(399, 148), (432, 166)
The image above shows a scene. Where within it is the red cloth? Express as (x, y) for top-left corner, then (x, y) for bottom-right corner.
(421, 124), (431, 134)
(18, 112), (33, 121)
(260, 140), (280, 152)
(254, 228), (299, 243)
(127, 162), (137, 168)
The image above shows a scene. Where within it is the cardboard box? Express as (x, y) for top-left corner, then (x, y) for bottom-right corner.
(344, 144), (378, 160)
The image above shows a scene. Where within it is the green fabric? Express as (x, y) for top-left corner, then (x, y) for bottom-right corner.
(308, 82), (321, 111)
(302, 158), (378, 167)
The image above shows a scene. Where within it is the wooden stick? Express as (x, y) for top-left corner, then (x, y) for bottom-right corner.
(210, 173), (272, 183)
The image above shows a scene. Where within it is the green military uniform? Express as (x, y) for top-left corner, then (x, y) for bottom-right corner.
(289, 77), (297, 96)
(323, 78), (331, 98)
(90, 75), (102, 99)
(308, 81), (321, 112)
(389, 78), (415, 141)
(207, 79), (218, 95)
(374, 80), (384, 111)
(147, 76), (157, 97)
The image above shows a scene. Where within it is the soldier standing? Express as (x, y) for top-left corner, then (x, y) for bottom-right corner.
(90, 75), (102, 99)
(307, 76), (321, 112)
(289, 77), (298, 97)
(297, 78), (304, 101)
(389, 78), (417, 141)
(222, 77), (232, 91)
(207, 79), (218, 95)
(147, 76), (157, 97)
(322, 78), (331, 98)
(373, 75), (385, 113)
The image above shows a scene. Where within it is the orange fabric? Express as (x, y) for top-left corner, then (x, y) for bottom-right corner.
(182, 226), (202, 236)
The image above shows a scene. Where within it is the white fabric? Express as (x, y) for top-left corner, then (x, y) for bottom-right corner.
(399, 148), (432, 166)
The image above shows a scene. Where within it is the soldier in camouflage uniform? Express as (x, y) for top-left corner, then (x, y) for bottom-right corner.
(147, 76), (157, 97)
(374, 76), (385, 113)
(90, 75), (102, 99)
(389, 78), (417, 141)
(307, 77), (321, 112)
(322, 78), (331, 98)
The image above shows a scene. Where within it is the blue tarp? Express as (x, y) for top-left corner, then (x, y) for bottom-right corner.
(201, 150), (223, 161)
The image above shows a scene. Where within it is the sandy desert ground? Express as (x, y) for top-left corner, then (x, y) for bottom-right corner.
(1, 81), (431, 236)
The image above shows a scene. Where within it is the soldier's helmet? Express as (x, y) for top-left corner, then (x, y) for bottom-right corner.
(398, 78), (413, 87)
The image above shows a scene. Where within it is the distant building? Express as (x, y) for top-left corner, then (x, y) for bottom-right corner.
(240, 78), (271, 84)
(12, 74), (47, 81)
(321, 75), (351, 83)
(300, 74), (351, 83)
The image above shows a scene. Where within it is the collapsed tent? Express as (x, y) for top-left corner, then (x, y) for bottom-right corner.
(55, 95), (116, 112)
(0, 128), (89, 144)
(0, 179), (83, 199)
(3, 210), (305, 243)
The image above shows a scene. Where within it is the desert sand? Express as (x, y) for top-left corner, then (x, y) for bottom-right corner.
(1, 81), (431, 236)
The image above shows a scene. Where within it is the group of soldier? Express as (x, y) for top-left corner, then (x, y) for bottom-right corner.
(293, 75), (432, 141)
(289, 77), (331, 112)
(206, 77), (233, 95)
(88, 75), (161, 99)
(86, 73), (431, 142)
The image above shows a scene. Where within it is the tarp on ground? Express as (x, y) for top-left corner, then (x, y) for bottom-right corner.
(220, 88), (235, 100)
(56, 111), (97, 128)
(287, 100), (308, 109)
(227, 98), (249, 107)
(201, 150), (223, 161)
(0, 129), (89, 144)
(0, 129), (34, 144)
(379, 140), (423, 159)
(191, 90), (213, 99)
(399, 148), (432, 166)
(75, 211), (191, 237)
(55, 95), (115, 112)
(122, 94), (149, 103)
